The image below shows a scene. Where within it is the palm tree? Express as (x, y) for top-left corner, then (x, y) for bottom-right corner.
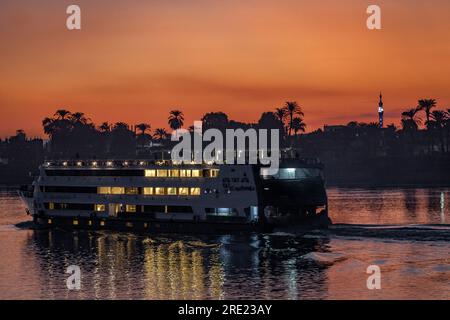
(136, 123), (151, 136)
(417, 99), (437, 128)
(42, 117), (56, 137)
(274, 107), (287, 135)
(401, 108), (421, 131)
(402, 108), (420, 120)
(274, 108), (286, 123)
(70, 112), (90, 125)
(153, 128), (168, 141)
(292, 117), (306, 136)
(429, 110), (448, 153)
(113, 122), (129, 131)
(54, 109), (71, 120)
(168, 110), (184, 131)
(400, 108), (422, 154)
(98, 122), (111, 133)
(283, 101), (304, 136)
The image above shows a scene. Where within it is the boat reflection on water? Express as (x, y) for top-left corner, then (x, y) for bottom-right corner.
(27, 229), (330, 299)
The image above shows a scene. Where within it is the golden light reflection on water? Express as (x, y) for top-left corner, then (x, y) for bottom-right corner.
(0, 189), (448, 299)
(142, 240), (223, 299)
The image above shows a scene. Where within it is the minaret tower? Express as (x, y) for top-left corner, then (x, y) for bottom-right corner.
(378, 92), (384, 128)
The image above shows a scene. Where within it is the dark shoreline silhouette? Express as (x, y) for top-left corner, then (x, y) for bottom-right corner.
(1, 100), (449, 187)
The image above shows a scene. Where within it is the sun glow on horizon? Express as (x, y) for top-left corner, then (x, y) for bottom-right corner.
(1, 0), (450, 138)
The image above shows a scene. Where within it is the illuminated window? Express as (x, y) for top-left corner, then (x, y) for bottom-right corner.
(178, 187), (189, 196)
(125, 187), (138, 195)
(167, 187), (177, 195)
(48, 202), (55, 210)
(142, 187), (153, 195)
(73, 220), (79, 225)
(191, 170), (201, 177)
(190, 187), (201, 196)
(180, 170), (191, 177)
(169, 170), (179, 177)
(100, 221), (105, 226)
(155, 187), (165, 195)
(97, 187), (111, 194)
(144, 223), (148, 228)
(157, 170), (168, 177)
(126, 205), (137, 213)
(111, 187), (125, 195)
(209, 169), (219, 177)
(126, 222), (133, 227)
(47, 219), (52, 224)
(95, 204), (106, 212)
(88, 220), (92, 226)
(145, 170), (156, 177)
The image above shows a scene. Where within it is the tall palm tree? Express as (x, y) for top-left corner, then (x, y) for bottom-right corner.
(136, 123), (151, 136)
(283, 101), (304, 136)
(54, 109), (71, 120)
(168, 110), (184, 131)
(417, 99), (437, 128)
(292, 117), (306, 136)
(153, 128), (168, 141)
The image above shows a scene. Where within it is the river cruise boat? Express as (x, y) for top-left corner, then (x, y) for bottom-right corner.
(19, 158), (329, 234)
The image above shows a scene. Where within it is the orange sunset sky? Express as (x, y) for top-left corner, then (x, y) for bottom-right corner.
(1, 0), (449, 138)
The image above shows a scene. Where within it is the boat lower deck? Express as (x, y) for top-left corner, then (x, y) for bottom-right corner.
(34, 215), (269, 234)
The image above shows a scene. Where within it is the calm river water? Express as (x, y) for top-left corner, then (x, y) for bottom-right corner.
(0, 187), (448, 299)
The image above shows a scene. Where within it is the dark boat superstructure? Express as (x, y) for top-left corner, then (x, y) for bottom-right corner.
(19, 158), (329, 233)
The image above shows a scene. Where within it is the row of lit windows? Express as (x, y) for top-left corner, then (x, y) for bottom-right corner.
(144, 169), (219, 178)
(97, 186), (201, 196)
(48, 218), (149, 229)
(94, 204), (137, 213)
(73, 220), (145, 228)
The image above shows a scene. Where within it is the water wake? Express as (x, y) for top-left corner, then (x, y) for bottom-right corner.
(327, 224), (450, 242)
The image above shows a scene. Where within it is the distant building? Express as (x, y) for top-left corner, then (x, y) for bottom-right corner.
(323, 125), (347, 133)
(378, 93), (384, 128)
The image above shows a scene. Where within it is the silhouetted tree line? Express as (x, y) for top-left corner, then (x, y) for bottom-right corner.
(38, 102), (306, 158)
(1, 99), (449, 185)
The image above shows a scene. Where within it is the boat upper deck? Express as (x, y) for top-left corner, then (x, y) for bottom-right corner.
(43, 157), (323, 169)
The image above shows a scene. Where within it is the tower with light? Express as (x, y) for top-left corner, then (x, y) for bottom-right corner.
(378, 93), (384, 128)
